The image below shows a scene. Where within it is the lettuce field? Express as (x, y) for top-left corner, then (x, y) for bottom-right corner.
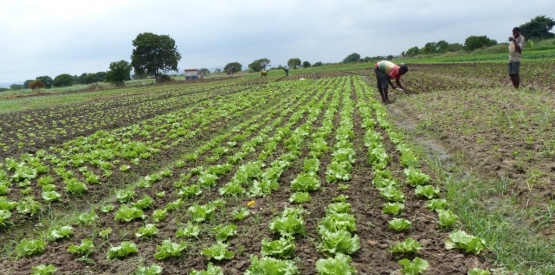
(1, 62), (554, 275)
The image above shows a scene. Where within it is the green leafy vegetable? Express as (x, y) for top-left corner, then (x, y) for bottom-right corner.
(467, 267), (491, 275)
(315, 253), (356, 275)
(445, 230), (486, 254)
(437, 209), (458, 229)
(154, 239), (187, 260)
(289, 192), (312, 204)
(403, 167), (431, 186)
(382, 202), (404, 215)
(414, 185), (440, 199)
(135, 223), (159, 238)
(318, 229), (361, 255)
(188, 203), (217, 223)
(291, 173), (321, 192)
(202, 242), (234, 261)
(388, 218), (412, 232)
(391, 237), (422, 253)
(67, 238), (95, 256)
(115, 205), (145, 222)
(152, 209), (168, 223)
(231, 208), (250, 221)
(106, 241), (138, 259)
(244, 255), (298, 275)
(16, 238), (47, 258)
(188, 262), (223, 275)
(31, 264), (57, 275)
(425, 199), (448, 211)
(176, 222), (201, 239)
(398, 257), (429, 275)
(47, 225), (73, 241)
(136, 264), (163, 275)
(261, 237), (296, 259)
(213, 224), (237, 243)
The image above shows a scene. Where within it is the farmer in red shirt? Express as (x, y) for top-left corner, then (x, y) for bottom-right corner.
(374, 61), (408, 104)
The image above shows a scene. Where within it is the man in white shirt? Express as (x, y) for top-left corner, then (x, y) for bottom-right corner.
(508, 27), (525, 88)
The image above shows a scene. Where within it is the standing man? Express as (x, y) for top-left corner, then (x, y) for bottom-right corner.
(374, 60), (408, 104)
(508, 27), (525, 88)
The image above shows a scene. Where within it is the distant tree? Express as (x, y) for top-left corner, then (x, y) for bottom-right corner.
(312, 62), (323, 67)
(406, 46), (419, 57)
(52, 74), (74, 87)
(224, 62), (242, 73)
(200, 68), (210, 75)
(106, 60), (132, 86)
(214, 68), (222, 73)
(131, 32), (182, 82)
(447, 43), (464, 52)
(400, 51), (406, 57)
(303, 61), (311, 68)
(29, 80), (45, 94)
(23, 80), (34, 89)
(10, 84), (24, 90)
(96, 72), (107, 82)
(342, 53), (361, 63)
(287, 58), (302, 69)
(422, 42), (437, 54)
(75, 73), (86, 84)
(0, 88), (8, 92)
(386, 55), (394, 60)
(464, 35), (497, 51)
(36, 76), (53, 88)
(519, 15), (555, 40)
(248, 58), (271, 72)
(436, 40), (449, 53)
(82, 73), (100, 84)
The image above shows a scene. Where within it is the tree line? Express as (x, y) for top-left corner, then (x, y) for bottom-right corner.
(336, 15), (554, 62)
(5, 30), (325, 92)
(402, 15), (554, 57)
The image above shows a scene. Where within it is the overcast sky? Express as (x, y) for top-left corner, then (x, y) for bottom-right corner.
(0, 0), (553, 85)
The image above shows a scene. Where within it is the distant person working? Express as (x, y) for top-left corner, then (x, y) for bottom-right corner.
(282, 67), (289, 76)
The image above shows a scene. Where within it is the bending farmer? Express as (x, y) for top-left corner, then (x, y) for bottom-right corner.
(282, 67), (289, 76)
(374, 60), (408, 104)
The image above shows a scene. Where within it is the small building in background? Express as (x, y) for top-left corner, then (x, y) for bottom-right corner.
(184, 68), (202, 80)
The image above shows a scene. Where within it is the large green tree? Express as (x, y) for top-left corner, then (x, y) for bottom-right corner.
(287, 58), (302, 69)
(106, 60), (133, 86)
(303, 61), (311, 68)
(464, 35), (497, 51)
(224, 62), (242, 73)
(200, 68), (210, 75)
(131, 32), (182, 82)
(313, 62), (323, 67)
(52, 74), (74, 87)
(342, 53), (361, 63)
(519, 15), (555, 40)
(36, 76), (53, 88)
(248, 58), (271, 72)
